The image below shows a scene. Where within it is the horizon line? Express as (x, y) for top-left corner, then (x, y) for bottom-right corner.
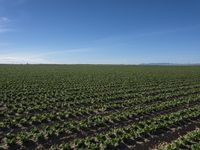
(0, 63), (200, 66)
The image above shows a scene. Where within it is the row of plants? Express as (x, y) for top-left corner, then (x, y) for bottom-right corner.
(54, 105), (200, 149)
(1, 81), (199, 124)
(158, 128), (200, 150)
(2, 94), (200, 149)
(1, 87), (199, 135)
(1, 79), (194, 119)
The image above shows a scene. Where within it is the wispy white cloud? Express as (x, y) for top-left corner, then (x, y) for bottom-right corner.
(0, 54), (52, 64)
(0, 17), (10, 27)
(0, 28), (13, 33)
(0, 16), (12, 33)
(0, 48), (93, 64)
(0, 53), (50, 64)
(0, 17), (10, 23)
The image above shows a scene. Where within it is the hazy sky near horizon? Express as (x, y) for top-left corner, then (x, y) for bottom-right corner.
(0, 0), (200, 64)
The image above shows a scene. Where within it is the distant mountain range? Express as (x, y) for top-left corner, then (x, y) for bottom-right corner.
(139, 63), (200, 66)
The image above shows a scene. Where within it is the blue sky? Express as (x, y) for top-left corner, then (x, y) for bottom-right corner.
(0, 0), (200, 64)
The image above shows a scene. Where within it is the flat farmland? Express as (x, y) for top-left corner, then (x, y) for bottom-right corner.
(0, 65), (200, 150)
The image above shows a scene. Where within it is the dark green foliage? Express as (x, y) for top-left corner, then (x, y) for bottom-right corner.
(0, 65), (200, 149)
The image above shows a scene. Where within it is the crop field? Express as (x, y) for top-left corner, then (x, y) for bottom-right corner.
(0, 65), (200, 150)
